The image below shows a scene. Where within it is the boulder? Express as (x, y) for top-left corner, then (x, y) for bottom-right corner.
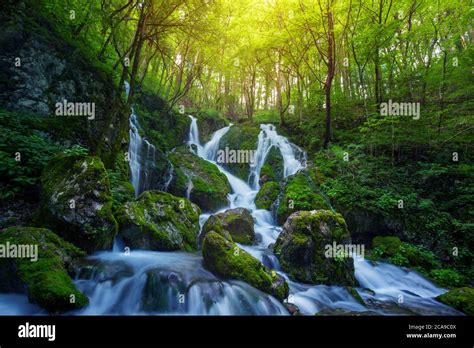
(117, 191), (200, 251)
(168, 147), (231, 212)
(201, 208), (255, 245)
(436, 287), (474, 316)
(202, 232), (289, 301)
(276, 170), (330, 225)
(217, 124), (260, 181)
(255, 181), (280, 210)
(0, 227), (88, 313)
(39, 153), (118, 253)
(259, 147), (284, 185)
(274, 210), (357, 286)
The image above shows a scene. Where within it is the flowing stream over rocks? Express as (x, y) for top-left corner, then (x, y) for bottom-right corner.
(0, 114), (461, 315)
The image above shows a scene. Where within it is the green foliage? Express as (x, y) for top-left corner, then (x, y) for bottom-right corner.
(0, 110), (63, 202)
(369, 236), (440, 272)
(62, 145), (89, 157)
(429, 269), (467, 289)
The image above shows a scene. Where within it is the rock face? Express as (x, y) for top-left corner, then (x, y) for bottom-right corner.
(202, 232), (289, 301)
(218, 124), (260, 181)
(0, 5), (128, 167)
(39, 153), (118, 253)
(436, 287), (474, 316)
(255, 182), (280, 210)
(276, 171), (330, 225)
(274, 210), (357, 286)
(168, 147), (231, 212)
(117, 191), (201, 251)
(0, 227), (88, 313)
(341, 209), (404, 246)
(201, 208), (255, 245)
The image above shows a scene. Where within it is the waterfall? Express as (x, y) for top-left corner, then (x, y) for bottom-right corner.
(0, 115), (460, 316)
(125, 82), (158, 197)
(249, 124), (307, 190)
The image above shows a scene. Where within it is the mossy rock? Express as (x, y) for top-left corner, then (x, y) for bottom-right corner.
(274, 210), (357, 286)
(255, 181), (280, 210)
(168, 146), (231, 212)
(192, 110), (229, 143)
(218, 124), (260, 181)
(201, 208), (255, 245)
(39, 153), (118, 253)
(345, 286), (365, 305)
(117, 191), (200, 251)
(259, 147), (284, 185)
(202, 231), (289, 301)
(276, 170), (330, 225)
(134, 93), (191, 153)
(0, 227), (88, 313)
(436, 287), (474, 315)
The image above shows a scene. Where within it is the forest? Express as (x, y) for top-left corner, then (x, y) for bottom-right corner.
(0, 0), (472, 317)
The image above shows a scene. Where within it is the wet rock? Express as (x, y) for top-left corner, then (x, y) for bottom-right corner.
(274, 210), (357, 286)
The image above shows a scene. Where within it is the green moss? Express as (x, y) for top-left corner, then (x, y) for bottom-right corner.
(168, 147), (231, 212)
(429, 269), (468, 288)
(200, 208), (255, 245)
(191, 109), (229, 142)
(218, 124), (260, 181)
(202, 232), (289, 301)
(345, 287), (365, 305)
(436, 287), (474, 315)
(259, 147), (284, 184)
(276, 171), (330, 225)
(255, 181), (280, 210)
(38, 153), (118, 252)
(117, 191), (201, 251)
(0, 227), (88, 313)
(274, 210), (357, 286)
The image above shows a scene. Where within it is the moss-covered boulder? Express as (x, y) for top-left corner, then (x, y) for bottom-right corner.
(0, 227), (88, 313)
(168, 147), (231, 212)
(117, 191), (200, 251)
(274, 210), (357, 286)
(436, 287), (474, 316)
(276, 170), (330, 225)
(259, 147), (284, 185)
(255, 181), (280, 210)
(201, 208), (255, 245)
(202, 232), (289, 301)
(218, 124), (260, 181)
(39, 153), (118, 253)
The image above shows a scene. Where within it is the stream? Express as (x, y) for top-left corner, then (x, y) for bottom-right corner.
(0, 113), (461, 316)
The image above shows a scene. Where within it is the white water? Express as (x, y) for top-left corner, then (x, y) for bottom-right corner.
(126, 81), (158, 197)
(0, 115), (461, 316)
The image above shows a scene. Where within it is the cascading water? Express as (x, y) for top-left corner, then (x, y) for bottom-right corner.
(126, 81), (159, 197)
(0, 115), (461, 316)
(249, 124), (307, 190)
